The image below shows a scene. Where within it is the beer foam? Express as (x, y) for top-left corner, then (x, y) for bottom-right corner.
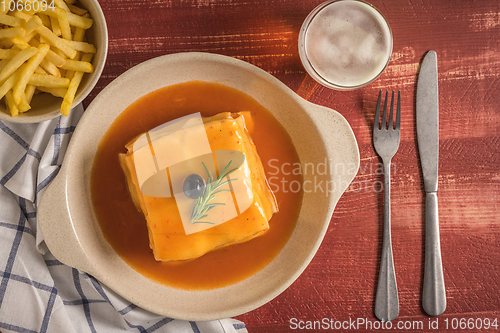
(303, 0), (392, 88)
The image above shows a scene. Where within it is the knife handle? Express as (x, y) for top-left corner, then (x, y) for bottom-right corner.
(422, 192), (446, 316)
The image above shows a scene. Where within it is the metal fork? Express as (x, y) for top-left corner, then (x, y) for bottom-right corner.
(373, 90), (401, 322)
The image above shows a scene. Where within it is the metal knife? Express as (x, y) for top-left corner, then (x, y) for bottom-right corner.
(416, 50), (446, 316)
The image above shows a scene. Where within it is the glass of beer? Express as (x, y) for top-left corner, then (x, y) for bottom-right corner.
(298, 0), (393, 91)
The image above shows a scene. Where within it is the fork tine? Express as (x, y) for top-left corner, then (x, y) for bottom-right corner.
(388, 90), (395, 129)
(374, 90), (382, 130)
(396, 90), (401, 130)
(381, 90), (389, 129)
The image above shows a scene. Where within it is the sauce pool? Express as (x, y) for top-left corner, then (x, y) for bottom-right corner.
(91, 81), (303, 290)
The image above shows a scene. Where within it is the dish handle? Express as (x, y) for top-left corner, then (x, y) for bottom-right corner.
(300, 99), (360, 192)
(38, 171), (94, 274)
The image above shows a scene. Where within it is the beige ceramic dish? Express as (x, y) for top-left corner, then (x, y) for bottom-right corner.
(0, 0), (108, 123)
(38, 52), (359, 320)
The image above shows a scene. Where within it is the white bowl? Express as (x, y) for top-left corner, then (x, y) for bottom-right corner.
(38, 52), (359, 320)
(0, 0), (108, 123)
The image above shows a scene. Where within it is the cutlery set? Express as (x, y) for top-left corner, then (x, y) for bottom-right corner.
(373, 50), (446, 322)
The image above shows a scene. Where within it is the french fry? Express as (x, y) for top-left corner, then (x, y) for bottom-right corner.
(35, 66), (47, 75)
(68, 4), (87, 16)
(5, 90), (19, 116)
(46, 49), (66, 67)
(24, 15), (43, 35)
(35, 25), (77, 59)
(18, 93), (31, 113)
(10, 37), (31, 49)
(40, 58), (61, 76)
(61, 53), (92, 116)
(54, 0), (71, 12)
(22, 30), (38, 43)
(51, 46), (67, 61)
(28, 73), (70, 88)
(38, 35), (51, 44)
(49, 15), (62, 36)
(0, 14), (24, 27)
(55, 8), (72, 40)
(65, 27), (85, 79)
(25, 84), (36, 103)
(0, 49), (19, 59)
(37, 86), (67, 98)
(13, 44), (50, 104)
(37, 13), (51, 28)
(65, 40), (96, 53)
(0, 59), (9, 73)
(60, 59), (93, 73)
(72, 27), (85, 43)
(0, 27), (26, 39)
(65, 11), (93, 29)
(29, 38), (66, 66)
(0, 69), (21, 100)
(0, 47), (38, 82)
(12, 11), (32, 21)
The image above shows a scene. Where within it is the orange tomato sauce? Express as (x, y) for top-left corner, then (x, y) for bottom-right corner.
(91, 81), (303, 290)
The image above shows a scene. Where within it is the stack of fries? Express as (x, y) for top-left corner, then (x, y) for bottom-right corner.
(0, 0), (96, 117)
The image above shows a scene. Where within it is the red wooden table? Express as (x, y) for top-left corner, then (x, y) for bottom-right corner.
(89, 0), (500, 331)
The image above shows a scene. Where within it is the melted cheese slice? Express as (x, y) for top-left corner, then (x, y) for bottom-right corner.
(120, 112), (278, 261)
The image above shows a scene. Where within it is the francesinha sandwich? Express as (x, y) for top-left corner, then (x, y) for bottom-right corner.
(119, 112), (278, 261)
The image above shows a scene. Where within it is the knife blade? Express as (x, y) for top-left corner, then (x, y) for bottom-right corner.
(416, 50), (446, 316)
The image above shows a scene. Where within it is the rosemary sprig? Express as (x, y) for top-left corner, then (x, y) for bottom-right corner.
(190, 160), (238, 224)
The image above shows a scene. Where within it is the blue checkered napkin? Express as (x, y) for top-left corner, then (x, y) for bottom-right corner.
(0, 105), (248, 333)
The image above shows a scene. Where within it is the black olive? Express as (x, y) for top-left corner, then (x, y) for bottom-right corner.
(183, 174), (205, 199)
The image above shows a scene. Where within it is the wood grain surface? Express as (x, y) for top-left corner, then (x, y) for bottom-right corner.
(88, 0), (500, 331)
